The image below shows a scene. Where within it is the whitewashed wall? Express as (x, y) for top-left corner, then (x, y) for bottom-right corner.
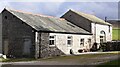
(91, 23), (112, 44)
(50, 33), (92, 55)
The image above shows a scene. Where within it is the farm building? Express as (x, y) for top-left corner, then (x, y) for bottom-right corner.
(0, 8), (112, 58)
(61, 9), (112, 49)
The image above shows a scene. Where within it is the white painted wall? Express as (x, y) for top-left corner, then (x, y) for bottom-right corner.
(91, 23), (112, 44)
(50, 33), (92, 55)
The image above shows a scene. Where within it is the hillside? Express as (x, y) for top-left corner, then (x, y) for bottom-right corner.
(107, 20), (120, 40)
(108, 20), (120, 29)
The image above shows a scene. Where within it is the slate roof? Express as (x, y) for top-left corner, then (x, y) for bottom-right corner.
(5, 8), (91, 35)
(69, 9), (111, 25)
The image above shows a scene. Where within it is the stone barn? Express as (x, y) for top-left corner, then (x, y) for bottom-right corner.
(61, 9), (112, 50)
(0, 8), (93, 58)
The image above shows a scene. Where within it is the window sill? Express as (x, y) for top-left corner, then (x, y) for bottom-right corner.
(49, 45), (55, 47)
(67, 45), (71, 47)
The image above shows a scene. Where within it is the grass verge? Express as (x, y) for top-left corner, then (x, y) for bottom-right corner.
(1, 58), (35, 62)
(1, 51), (119, 62)
(98, 59), (120, 67)
(38, 52), (119, 61)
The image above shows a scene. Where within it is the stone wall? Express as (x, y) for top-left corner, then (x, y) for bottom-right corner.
(2, 9), (35, 58)
(39, 32), (64, 58)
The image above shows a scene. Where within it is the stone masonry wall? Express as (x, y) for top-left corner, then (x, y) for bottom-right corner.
(39, 32), (64, 58)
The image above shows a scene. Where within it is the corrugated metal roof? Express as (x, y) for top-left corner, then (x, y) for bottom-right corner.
(70, 9), (111, 25)
(5, 8), (91, 35)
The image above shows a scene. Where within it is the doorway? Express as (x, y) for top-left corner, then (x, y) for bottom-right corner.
(3, 39), (9, 55)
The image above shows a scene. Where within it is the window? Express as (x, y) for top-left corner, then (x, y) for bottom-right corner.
(5, 16), (7, 19)
(49, 36), (55, 46)
(100, 36), (104, 43)
(67, 23), (75, 28)
(88, 39), (91, 48)
(67, 36), (72, 46)
(100, 31), (106, 43)
(80, 39), (84, 46)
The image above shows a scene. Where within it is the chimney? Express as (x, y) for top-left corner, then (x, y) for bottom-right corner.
(105, 17), (107, 22)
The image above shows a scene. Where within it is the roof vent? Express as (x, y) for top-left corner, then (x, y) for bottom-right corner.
(67, 23), (75, 28)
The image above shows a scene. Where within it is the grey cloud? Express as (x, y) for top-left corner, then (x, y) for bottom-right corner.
(0, 2), (118, 20)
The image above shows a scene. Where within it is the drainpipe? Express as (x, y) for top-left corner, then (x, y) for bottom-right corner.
(39, 32), (41, 58)
(94, 23), (96, 43)
(35, 32), (39, 59)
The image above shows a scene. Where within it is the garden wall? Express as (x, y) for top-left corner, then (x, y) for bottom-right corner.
(103, 41), (120, 51)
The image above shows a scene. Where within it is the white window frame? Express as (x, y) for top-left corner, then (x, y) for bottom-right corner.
(109, 25), (110, 33)
(100, 31), (106, 43)
(88, 38), (91, 48)
(67, 36), (72, 46)
(80, 38), (84, 47)
(49, 35), (55, 47)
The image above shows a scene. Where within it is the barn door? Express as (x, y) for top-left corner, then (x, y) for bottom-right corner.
(23, 38), (31, 55)
(3, 39), (9, 55)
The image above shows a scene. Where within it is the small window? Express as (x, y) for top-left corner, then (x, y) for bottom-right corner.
(5, 16), (7, 19)
(88, 39), (91, 47)
(50, 36), (54, 39)
(67, 23), (75, 28)
(100, 30), (106, 43)
(80, 39), (84, 46)
(67, 36), (72, 46)
(49, 36), (55, 46)
(100, 36), (104, 43)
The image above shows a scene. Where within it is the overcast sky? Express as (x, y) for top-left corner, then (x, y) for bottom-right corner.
(0, 0), (119, 20)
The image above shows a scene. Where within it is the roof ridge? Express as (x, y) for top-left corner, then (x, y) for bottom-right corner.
(6, 8), (57, 18)
(6, 8), (66, 21)
(70, 9), (95, 16)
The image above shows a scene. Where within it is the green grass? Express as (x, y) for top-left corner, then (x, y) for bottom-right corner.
(1, 58), (35, 62)
(103, 59), (120, 65)
(39, 52), (119, 61)
(98, 59), (120, 67)
(112, 29), (120, 40)
(1, 52), (119, 63)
